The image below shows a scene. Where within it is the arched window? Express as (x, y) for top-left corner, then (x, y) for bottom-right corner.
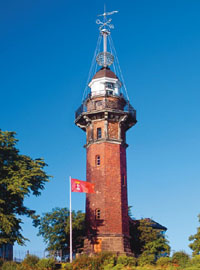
(95, 209), (101, 220)
(96, 155), (100, 166)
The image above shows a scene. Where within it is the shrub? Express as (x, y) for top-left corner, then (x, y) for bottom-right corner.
(97, 252), (116, 264)
(103, 264), (115, 270)
(112, 264), (124, 270)
(137, 254), (155, 266)
(117, 256), (137, 267)
(185, 267), (200, 270)
(37, 258), (56, 270)
(0, 258), (4, 268)
(22, 254), (40, 269)
(71, 252), (116, 270)
(156, 256), (171, 267)
(71, 255), (93, 270)
(61, 262), (72, 270)
(2, 261), (18, 270)
(190, 255), (200, 265)
(172, 251), (190, 268)
(102, 254), (117, 267)
(16, 264), (23, 270)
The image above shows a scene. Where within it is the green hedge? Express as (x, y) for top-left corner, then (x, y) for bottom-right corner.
(3, 252), (200, 270)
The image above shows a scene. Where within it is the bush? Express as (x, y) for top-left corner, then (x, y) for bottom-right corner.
(37, 258), (56, 270)
(2, 261), (18, 270)
(102, 254), (117, 267)
(71, 255), (93, 270)
(156, 256), (171, 267)
(22, 254), (40, 269)
(71, 252), (116, 270)
(185, 268), (200, 270)
(172, 251), (190, 268)
(111, 265), (124, 270)
(184, 255), (200, 270)
(104, 264), (125, 270)
(137, 254), (155, 266)
(61, 262), (72, 270)
(117, 256), (137, 267)
(190, 255), (200, 265)
(0, 258), (4, 268)
(103, 264), (115, 270)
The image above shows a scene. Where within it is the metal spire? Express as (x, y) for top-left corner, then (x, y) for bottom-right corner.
(96, 7), (118, 67)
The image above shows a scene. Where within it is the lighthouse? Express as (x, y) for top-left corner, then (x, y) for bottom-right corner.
(75, 10), (137, 254)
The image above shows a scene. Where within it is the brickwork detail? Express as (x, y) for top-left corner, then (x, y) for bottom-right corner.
(108, 122), (118, 139)
(86, 143), (129, 236)
(86, 96), (126, 112)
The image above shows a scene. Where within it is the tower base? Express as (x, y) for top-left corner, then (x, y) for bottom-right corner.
(83, 234), (133, 256)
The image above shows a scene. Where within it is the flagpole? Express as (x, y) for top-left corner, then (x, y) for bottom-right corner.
(69, 176), (72, 263)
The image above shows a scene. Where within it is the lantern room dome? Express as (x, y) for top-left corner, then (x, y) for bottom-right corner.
(92, 67), (118, 80)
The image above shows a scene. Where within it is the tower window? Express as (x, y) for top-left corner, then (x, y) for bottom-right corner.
(97, 128), (102, 139)
(106, 82), (114, 89)
(122, 175), (126, 186)
(106, 90), (113, 96)
(95, 209), (101, 220)
(96, 155), (101, 166)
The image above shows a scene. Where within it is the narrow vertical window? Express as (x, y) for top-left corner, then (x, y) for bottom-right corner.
(96, 155), (100, 166)
(97, 128), (102, 139)
(95, 209), (101, 220)
(122, 175), (126, 186)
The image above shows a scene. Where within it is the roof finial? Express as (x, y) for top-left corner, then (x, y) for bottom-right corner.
(96, 8), (118, 67)
(96, 7), (118, 32)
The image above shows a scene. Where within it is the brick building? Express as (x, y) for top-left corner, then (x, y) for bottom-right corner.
(75, 11), (137, 254)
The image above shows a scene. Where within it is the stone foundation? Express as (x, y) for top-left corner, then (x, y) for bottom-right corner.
(84, 234), (132, 256)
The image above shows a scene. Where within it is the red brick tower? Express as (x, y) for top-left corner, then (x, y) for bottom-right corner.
(75, 11), (137, 254)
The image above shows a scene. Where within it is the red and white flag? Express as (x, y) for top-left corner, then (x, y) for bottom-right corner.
(71, 178), (95, 194)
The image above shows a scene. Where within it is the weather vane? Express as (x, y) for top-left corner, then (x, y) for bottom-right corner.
(95, 7), (119, 67)
(96, 9), (118, 32)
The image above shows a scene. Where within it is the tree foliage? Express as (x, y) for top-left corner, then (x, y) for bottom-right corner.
(37, 207), (85, 255)
(130, 218), (170, 258)
(172, 251), (190, 268)
(189, 214), (200, 256)
(0, 130), (49, 245)
(22, 254), (40, 268)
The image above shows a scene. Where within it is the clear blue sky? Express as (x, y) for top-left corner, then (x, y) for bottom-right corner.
(1, 0), (200, 256)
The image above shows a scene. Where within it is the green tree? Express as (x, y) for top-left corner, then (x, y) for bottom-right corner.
(0, 130), (49, 245)
(37, 207), (85, 255)
(172, 251), (190, 268)
(130, 218), (170, 258)
(189, 214), (200, 256)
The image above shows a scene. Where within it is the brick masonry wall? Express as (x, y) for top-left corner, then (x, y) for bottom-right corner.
(84, 235), (132, 254)
(93, 121), (105, 141)
(86, 96), (126, 112)
(86, 142), (129, 237)
(108, 122), (118, 139)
